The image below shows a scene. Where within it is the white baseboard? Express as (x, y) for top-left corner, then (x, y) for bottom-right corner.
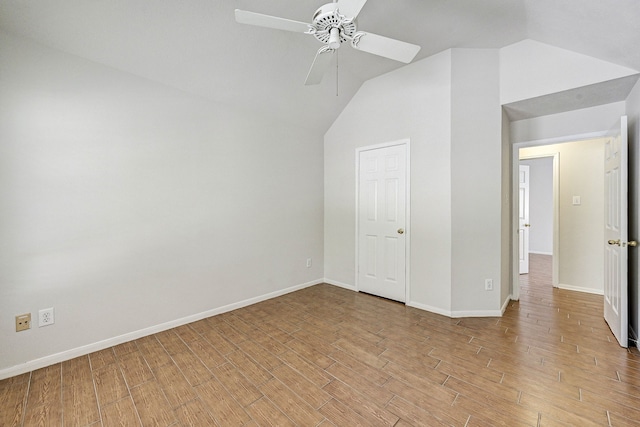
(407, 300), (505, 318)
(450, 309), (504, 318)
(501, 296), (512, 315)
(406, 301), (452, 317)
(325, 280), (508, 319)
(323, 278), (356, 291)
(530, 251), (553, 256)
(0, 278), (323, 381)
(557, 283), (604, 295)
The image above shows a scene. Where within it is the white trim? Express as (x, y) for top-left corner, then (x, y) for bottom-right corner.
(409, 300), (505, 318)
(557, 283), (604, 295)
(323, 278), (356, 291)
(551, 153), (560, 287)
(405, 143), (412, 304)
(451, 310), (504, 318)
(501, 296), (512, 314)
(408, 301), (505, 318)
(511, 146), (521, 300)
(0, 278), (323, 380)
(355, 139), (411, 303)
(516, 131), (608, 148)
(407, 301), (452, 318)
(355, 140), (410, 152)
(529, 251), (553, 256)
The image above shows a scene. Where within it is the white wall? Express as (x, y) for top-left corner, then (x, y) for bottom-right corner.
(325, 48), (504, 316)
(520, 140), (605, 294)
(500, 40), (638, 105)
(450, 49), (502, 314)
(326, 39), (639, 336)
(510, 102), (626, 143)
(324, 50), (454, 313)
(5, 31), (637, 375)
(0, 32), (324, 376)
(519, 157), (553, 254)
(626, 79), (640, 345)
(325, 40), (635, 321)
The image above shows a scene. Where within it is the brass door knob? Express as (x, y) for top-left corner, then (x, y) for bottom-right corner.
(628, 241), (638, 247)
(524, 224), (531, 227)
(608, 239), (621, 246)
(397, 228), (404, 234)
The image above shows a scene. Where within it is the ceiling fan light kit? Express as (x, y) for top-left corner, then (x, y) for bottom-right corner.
(235, 0), (421, 85)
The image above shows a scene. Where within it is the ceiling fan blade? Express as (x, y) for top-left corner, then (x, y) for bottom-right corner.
(352, 32), (421, 63)
(235, 9), (310, 33)
(305, 47), (335, 85)
(337, 0), (368, 18)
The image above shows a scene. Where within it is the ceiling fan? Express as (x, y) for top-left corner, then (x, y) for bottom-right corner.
(235, 0), (421, 85)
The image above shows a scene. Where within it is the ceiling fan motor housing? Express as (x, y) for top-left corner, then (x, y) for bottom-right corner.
(310, 3), (357, 46)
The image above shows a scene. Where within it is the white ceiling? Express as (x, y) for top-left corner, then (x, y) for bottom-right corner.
(1, 0), (640, 133)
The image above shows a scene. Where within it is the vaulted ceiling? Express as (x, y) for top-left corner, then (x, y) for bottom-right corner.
(1, 0), (640, 133)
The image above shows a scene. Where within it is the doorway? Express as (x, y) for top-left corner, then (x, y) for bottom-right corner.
(519, 154), (559, 288)
(512, 137), (607, 301)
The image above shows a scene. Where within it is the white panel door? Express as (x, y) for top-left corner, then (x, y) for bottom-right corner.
(604, 116), (628, 348)
(358, 144), (407, 302)
(519, 165), (530, 274)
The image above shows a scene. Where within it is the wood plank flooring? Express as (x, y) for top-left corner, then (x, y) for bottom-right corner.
(2, 253), (640, 426)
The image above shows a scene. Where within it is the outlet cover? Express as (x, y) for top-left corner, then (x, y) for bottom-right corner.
(39, 308), (55, 327)
(485, 279), (493, 291)
(16, 314), (31, 332)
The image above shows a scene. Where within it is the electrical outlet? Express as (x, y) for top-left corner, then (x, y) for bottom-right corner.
(306, 258), (312, 268)
(39, 307), (55, 327)
(16, 313), (31, 332)
(485, 279), (493, 291)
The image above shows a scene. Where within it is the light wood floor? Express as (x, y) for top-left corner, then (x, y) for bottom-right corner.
(2, 254), (640, 426)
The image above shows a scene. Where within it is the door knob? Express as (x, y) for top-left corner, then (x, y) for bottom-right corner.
(397, 228), (404, 234)
(628, 241), (638, 247)
(608, 239), (621, 246)
(524, 224), (531, 227)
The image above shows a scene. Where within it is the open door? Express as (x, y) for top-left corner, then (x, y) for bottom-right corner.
(519, 164), (530, 274)
(604, 116), (630, 347)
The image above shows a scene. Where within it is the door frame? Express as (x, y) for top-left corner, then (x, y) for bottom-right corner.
(355, 139), (411, 303)
(511, 131), (606, 300)
(518, 153), (560, 287)
(518, 164), (531, 275)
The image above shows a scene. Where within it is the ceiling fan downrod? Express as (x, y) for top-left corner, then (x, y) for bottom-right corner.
(328, 27), (341, 49)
